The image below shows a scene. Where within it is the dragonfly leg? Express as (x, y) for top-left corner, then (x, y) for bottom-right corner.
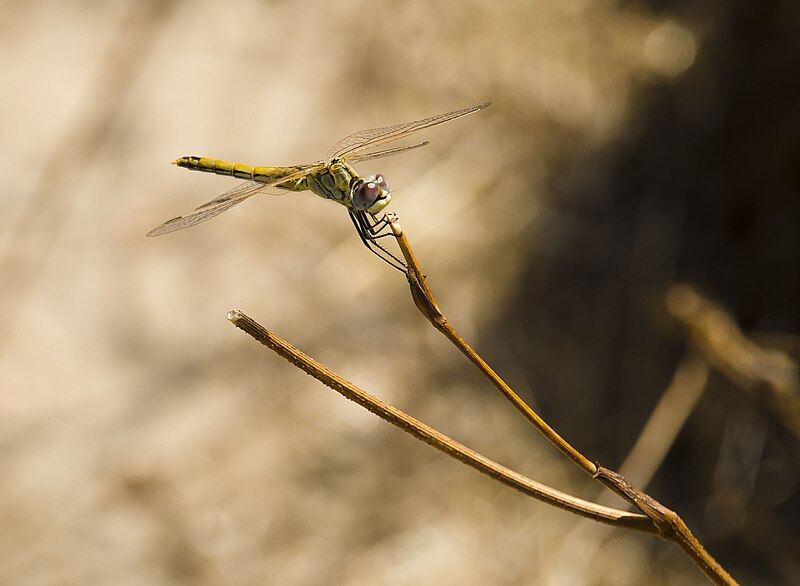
(349, 210), (407, 272)
(362, 212), (396, 239)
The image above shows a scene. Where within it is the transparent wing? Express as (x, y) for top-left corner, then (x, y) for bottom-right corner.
(146, 163), (323, 237)
(194, 163), (319, 208)
(345, 141), (430, 164)
(327, 102), (490, 161)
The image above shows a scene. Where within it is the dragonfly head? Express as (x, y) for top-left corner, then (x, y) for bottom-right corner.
(352, 174), (391, 214)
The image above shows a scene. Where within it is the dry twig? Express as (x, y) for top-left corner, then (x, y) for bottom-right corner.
(227, 309), (653, 532)
(543, 351), (711, 583)
(389, 214), (736, 585)
(227, 214), (739, 585)
(667, 283), (800, 439)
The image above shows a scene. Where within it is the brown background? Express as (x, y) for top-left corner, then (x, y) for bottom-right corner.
(1, 1), (798, 584)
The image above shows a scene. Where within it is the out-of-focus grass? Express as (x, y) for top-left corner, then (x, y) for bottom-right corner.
(1, 1), (797, 584)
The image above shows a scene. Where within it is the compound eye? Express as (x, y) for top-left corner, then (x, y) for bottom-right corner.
(373, 174), (389, 191)
(353, 180), (382, 211)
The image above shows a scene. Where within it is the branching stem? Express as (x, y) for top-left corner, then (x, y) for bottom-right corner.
(226, 213), (739, 586)
(385, 214), (738, 586)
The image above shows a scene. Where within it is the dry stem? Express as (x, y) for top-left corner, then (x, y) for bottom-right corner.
(386, 214), (738, 586)
(667, 283), (800, 439)
(227, 309), (654, 533)
(226, 213), (740, 585)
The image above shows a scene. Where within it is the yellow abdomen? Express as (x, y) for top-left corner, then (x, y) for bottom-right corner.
(173, 156), (307, 189)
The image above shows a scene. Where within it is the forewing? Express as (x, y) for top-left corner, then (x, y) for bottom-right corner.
(146, 164), (323, 237)
(345, 141), (429, 164)
(327, 102), (490, 161)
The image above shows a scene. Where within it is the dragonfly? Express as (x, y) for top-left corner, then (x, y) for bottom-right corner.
(147, 102), (490, 270)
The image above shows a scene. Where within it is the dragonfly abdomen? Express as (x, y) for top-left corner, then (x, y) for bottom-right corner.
(173, 156), (306, 187)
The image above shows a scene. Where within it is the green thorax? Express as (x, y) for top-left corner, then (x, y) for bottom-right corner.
(288, 159), (360, 207)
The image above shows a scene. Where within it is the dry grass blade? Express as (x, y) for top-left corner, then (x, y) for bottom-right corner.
(668, 283), (800, 439)
(544, 352), (711, 583)
(386, 216), (739, 586)
(0, 0), (173, 354)
(226, 308), (656, 533)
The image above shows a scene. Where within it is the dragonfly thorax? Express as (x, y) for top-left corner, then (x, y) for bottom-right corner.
(303, 159), (356, 204)
(305, 160), (391, 214)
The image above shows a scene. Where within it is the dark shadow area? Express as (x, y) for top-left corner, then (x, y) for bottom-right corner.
(484, 1), (800, 582)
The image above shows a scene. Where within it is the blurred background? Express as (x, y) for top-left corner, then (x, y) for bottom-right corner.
(1, 1), (798, 584)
